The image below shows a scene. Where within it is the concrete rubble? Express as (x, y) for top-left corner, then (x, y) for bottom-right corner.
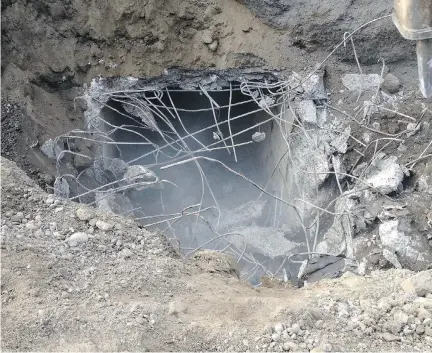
(342, 74), (383, 92)
(363, 153), (408, 194)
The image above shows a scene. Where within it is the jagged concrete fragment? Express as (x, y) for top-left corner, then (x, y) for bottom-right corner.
(122, 101), (158, 130)
(379, 218), (432, 271)
(123, 165), (160, 190)
(107, 158), (129, 180)
(95, 192), (134, 215)
(342, 74), (383, 92)
(316, 195), (357, 257)
(363, 153), (407, 194)
(54, 177), (70, 198)
(291, 100), (317, 125)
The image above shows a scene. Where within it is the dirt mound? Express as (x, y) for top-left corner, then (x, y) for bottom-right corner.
(2, 156), (432, 352)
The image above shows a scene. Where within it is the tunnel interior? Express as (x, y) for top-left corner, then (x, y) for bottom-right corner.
(99, 84), (304, 283)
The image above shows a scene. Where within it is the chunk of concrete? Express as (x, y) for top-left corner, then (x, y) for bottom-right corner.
(66, 232), (89, 247)
(364, 153), (406, 194)
(379, 218), (432, 271)
(123, 165), (160, 190)
(315, 195), (357, 256)
(122, 101), (157, 130)
(342, 74), (383, 92)
(401, 270), (432, 296)
(291, 100), (317, 125)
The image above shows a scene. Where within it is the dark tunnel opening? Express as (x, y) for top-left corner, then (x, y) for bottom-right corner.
(99, 84), (304, 284)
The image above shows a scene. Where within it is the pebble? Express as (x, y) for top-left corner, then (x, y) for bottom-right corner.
(66, 232), (89, 247)
(274, 323), (284, 333)
(201, 30), (213, 44)
(11, 212), (24, 222)
(272, 333), (280, 342)
(95, 220), (114, 231)
(119, 248), (133, 259)
(291, 323), (301, 334)
(418, 307), (432, 321)
(315, 320), (324, 329)
(382, 332), (401, 341)
(426, 327), (432, 336)
(416, 325), (425, 335)
(208, 40), (218, 52)
(25, 222), (37, 231)
(76, 208), (93, 221)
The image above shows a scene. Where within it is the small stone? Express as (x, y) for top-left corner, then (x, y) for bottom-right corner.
(76, 208), (93, 221)
(25, 222), (37, 231)
(274, 323), (284, 333)
(11, 212), (24, 222)
(315, 320), (324, 329)
(45, 197), (54, 205)
(418, 308), (432, 321)
(66, 232), (89, 247)
(425, 326), (432, 336)
(168, 301), (187, 316)
(284, 342), (298, 351)
(119, 248), (133, 259)
(272, 333), (280, 342)
(243, 340), (249, 347)
(201, 30), (213, 44)
(208, 40), (218, 52)
(406, 122), (421, 137)
(382, 332), (401, 342)
(291, 323), (301, 334)
(381, 73), (401, 94)
(416, 325), (425, 335)
(95, 220), (114, 231)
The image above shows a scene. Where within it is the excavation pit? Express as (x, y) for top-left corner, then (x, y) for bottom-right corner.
(97, 82), (303, 284)
(55, 71), (338, 284)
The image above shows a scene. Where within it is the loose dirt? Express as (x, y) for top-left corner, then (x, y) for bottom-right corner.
(2, 157), (432, 352)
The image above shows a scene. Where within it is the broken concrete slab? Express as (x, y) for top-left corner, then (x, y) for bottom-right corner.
(379, 217), (432, 271)
(342, 74), (383, 92)
(363, 153), (407, 194)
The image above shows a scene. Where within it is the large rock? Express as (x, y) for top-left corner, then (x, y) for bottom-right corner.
(379, 218), (432, 271)
(401, 270), (432, 296)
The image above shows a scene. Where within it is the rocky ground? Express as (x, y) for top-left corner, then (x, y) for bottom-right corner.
(2, 156), (432, 352)
(2, 0), (432, 351)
